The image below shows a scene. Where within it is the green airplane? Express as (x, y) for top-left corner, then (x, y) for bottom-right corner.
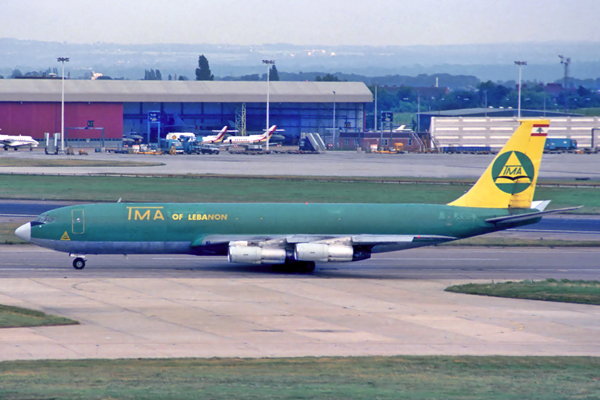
(15, 119), (578, 272)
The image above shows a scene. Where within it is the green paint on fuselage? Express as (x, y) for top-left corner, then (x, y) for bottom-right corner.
(31, 202), (534, 247)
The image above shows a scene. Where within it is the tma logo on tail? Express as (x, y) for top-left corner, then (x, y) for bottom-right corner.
(491, 151), (535, 194)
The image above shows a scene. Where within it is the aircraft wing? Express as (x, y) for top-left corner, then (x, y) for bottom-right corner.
(192, 234), (457, 247)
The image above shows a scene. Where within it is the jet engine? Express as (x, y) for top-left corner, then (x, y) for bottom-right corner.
(294, 243), (356, 262)
(228, 241), (287, 264)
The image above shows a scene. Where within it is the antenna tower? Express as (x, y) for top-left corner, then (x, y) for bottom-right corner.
(235, 103), (247, 136)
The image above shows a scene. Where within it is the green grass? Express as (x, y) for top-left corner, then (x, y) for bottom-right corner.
(573, 107), (600, 117)
(0, 304), (78, 328)
(1, 356), (599, 399)
(0, 158), (164, 167)
(0, 174), (598, 212)
(0, 174), (468, 203)
(446, 279), (600, 305)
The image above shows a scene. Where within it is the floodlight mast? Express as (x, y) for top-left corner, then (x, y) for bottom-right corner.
(333, 91), (336, 149)
(262, 60), (274, 151)
(57, 57), (69, 154)
(559, 55), (571, 113)
(515, 61), (527, 118)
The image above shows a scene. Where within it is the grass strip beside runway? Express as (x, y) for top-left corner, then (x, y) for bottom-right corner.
(0, 356), (599, 399)
(0, 174), (598, 212)
(446, 279), (600, 305)
(0, 304), (78, 328)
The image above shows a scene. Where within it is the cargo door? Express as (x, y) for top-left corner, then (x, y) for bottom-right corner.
(71, 209), (85, 234)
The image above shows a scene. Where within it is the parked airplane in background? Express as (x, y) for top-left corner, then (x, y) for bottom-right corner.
(0, 130), (39, 151)
(222, 125), (277, 145)
(199, 126), (230, 144)
(15, 119), (578, 272)
(167, 126), (231, 144)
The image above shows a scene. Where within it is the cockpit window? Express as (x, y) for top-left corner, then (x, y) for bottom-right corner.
(33, 214), (56, 224)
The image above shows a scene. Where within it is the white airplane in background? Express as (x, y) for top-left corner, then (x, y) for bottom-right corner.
(222, 125), (277, 145)
(0, 130), (39, 151)
(167, 126), (232, 144)
(199, 126), (231, 144)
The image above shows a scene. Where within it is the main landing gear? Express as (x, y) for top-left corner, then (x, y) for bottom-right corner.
(274, 261), (316, 274)
(72, 257), (86, 270)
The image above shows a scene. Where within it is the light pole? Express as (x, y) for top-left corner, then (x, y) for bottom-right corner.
(262, 59), (274, 151)
(332, 91), (337, 149)
(559, 55), (571, 113)
(417, 91), (421, 133)
(515, 61), (527, 118)
(57, 57), (69, 153)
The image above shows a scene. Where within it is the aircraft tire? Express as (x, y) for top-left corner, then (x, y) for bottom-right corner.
(297, 261), (316, 274)
(73, 257), (86, 270)
(13, 147), (18, 151)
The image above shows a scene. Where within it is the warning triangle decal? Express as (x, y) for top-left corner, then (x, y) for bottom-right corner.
(61, 231), (71, 241)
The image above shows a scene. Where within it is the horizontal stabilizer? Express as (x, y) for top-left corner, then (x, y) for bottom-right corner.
(485, 206), (582, 225)
(531, 200), (551, 211)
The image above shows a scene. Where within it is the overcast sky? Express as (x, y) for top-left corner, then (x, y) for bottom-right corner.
(2, 0), (599, 46)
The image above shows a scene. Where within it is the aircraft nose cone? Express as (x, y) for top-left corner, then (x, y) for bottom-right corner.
(15, 222), (31, 242)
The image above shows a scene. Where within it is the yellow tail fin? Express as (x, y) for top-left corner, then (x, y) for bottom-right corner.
(448, 119), (549, 209)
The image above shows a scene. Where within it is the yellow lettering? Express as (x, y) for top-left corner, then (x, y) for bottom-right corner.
(208, 214), (214, 221)
(172, 213), (182, 221)
(135, 209), (151, 220)
(221, 214), (227, 221)
(201, 214), (207, 220)
(128, 207), (164, 221)
(188, 214), (192, 220)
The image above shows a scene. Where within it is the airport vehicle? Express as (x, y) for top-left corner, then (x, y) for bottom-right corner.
(184, 142), (220, 155)
(0, 131), (39, 151)
(159, 138), (184, 154)
(15, 119), (578, 272)
(544, 138), (577, 152)
(222, 125), (276, 145)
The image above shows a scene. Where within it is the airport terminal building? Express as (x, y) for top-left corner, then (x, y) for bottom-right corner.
(0, 80), (373, 146)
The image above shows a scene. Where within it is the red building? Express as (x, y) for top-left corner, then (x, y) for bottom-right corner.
(0, 102), (123, 140)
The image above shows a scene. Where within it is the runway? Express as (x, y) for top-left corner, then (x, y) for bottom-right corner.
(0, 156), (599, 360)
(0, 246), (599, 361)
(0, 246), (598, 280)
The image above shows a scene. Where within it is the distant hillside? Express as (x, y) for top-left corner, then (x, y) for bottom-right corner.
(1, 38), (599, 83)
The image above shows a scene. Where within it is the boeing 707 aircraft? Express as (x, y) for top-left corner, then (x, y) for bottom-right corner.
(15, 119), (578, 272)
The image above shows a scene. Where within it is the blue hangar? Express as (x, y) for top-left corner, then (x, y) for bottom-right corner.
(0, 80), (373, 145)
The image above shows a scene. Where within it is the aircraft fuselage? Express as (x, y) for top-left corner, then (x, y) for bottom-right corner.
(21, 202), (537, 256)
